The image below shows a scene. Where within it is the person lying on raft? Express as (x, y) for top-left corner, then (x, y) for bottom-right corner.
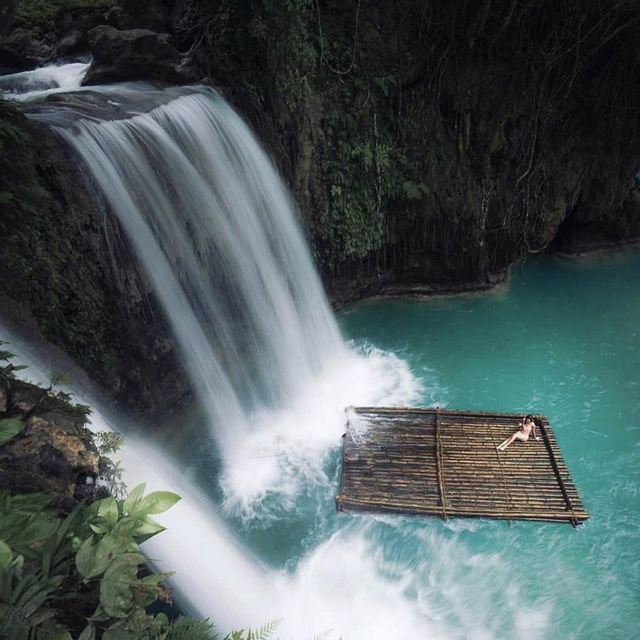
(497, 415), (540, 450)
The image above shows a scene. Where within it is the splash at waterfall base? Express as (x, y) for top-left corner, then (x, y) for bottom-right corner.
(337, 407), (589, 526)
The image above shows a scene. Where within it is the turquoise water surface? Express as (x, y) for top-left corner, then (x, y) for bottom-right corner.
(157, 250), (639, 639)
(338, 250), (640, 639)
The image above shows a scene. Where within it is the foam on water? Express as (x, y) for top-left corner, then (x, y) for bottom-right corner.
(219, 346), (423, 520)
(273, 523), (446, 640)
(0, 62), (90, 101)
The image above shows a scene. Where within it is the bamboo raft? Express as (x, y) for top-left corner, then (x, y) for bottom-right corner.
(336, 407), (589, 526)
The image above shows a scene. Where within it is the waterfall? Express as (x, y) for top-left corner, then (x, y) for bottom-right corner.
(30, 83), (345, 458)
(2, 68), (433, 638)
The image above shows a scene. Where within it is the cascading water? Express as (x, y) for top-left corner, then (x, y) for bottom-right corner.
(30, 83), (346, 461)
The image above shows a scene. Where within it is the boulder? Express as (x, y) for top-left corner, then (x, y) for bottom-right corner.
(0, 375), (99, 508)
(0, 28), (55, 70)
(0, 0), (18, 47)
(0, 416), (99, 501)
(83, 25), (195, 85)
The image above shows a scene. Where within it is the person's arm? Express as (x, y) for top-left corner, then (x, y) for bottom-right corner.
(533, 420), (540, 441)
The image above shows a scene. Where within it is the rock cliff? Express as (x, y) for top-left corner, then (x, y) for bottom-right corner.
(0, 0), (639, 414)
(0, 102), (190, 418)
(0, 361), (99, 509)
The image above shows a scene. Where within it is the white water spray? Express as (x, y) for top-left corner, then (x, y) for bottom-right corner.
(0, 61), (90, 101)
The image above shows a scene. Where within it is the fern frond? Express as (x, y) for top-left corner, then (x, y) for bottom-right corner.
(246, 619), (280, 640)
(166, 616), (216, 640)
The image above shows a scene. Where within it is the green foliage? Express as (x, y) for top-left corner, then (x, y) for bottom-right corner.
(49, 370), (73, 389)
(0, 486), (206, 638)
(0, 552), (67, 640)
(225, 620), (280, 640)
(0, 417), (26, 445)
(0, 493), (81, 640)
(95, 431), (124, 455)
(70, 402), (92, 420)
(183, 0), (316, 116)
(314, 75), (425, 270)
(0, 488), (281, 640)
(0, 340), (29, 380)
(165, 617), (215, 640)
(13, 0), (116, 35)
(94, 432), (126, 499)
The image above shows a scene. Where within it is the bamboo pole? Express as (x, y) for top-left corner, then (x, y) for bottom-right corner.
(435, 407), (448, 520)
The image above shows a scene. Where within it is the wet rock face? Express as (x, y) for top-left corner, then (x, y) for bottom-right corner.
(178, 2), (640, 304)
(2, 417), (99, 502)
(83, 25), (195, 85)
(0, 27), (56, 70)
(0, 375), (99, 508)
(116, 0), (174, 32)
(0, 0), (18, 46)
(0, 105), (191, 421)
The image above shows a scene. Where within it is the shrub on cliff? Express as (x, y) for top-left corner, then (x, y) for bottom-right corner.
(13, 0), (116, 35)
(0, 485), (278, 639)
(0, 346), (276, 639)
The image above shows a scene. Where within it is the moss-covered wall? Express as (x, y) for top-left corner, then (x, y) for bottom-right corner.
(0, 102), (190, 418)
(177, 0), (640, 300)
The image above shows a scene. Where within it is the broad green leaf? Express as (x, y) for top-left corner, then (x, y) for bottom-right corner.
(88, 603), (111, 623)
(76, 534), (121, 578)
(139, 491), (181, 515)
(111, 515), (142, 547)
(76, 536), (98, 578)
(155, 612), (169, 626)
(51, 630), (72, 640)
(97, 497), (119, 529)
(10, 493), (53, 512)
(103, 630), (139, 640)
(134, 517), (165, 539)
(0, 418), (25, 446)
(99, 553), (143, 618)
(123, 483), (146, 516)
(139, 570), (174, 588)
(0, 538), (12, 569)
(89, 522), (109, 535)
(78, 624), (96, 640)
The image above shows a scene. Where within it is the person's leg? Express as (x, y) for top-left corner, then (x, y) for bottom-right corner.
(501, 431), (530, 450)
(498, 433), (517, 450)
